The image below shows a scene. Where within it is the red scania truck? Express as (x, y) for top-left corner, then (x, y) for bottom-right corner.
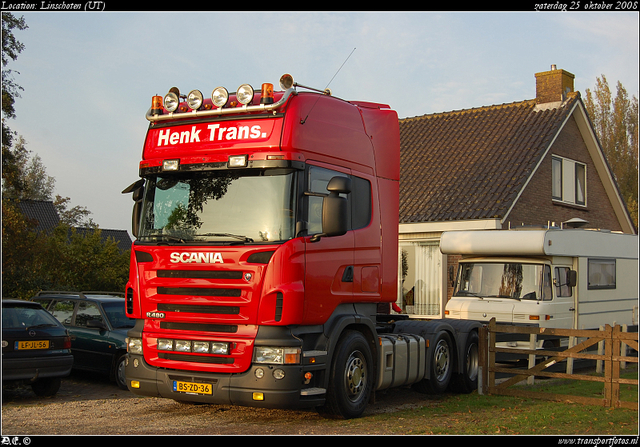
(122, 75), (481, 419)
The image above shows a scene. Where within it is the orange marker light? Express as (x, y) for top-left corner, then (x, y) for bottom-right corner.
(261, 83), (274, 104)
(151, 95), (163, 115)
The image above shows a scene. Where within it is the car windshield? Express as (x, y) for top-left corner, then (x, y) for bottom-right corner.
(101, 301), (136, 329)
(2, 305), (61, 329)
(139, 169), (297, 244)
(454, 263), (552, 301)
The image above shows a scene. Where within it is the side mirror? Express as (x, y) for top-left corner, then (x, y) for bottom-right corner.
(567, 270), (577, 288)
(311, 176), (351, 242)
(122, 179), (145, 238)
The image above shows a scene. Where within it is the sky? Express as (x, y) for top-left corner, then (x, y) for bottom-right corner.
(4, 10), (639, 234)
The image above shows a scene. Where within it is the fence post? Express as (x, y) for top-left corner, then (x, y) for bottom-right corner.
(478, 325), (487, 395)
(566, 335), (575, 375)
(527, 333), (537, 385)
(597, 325), (604, 373)
(603, 324), (613, 407)
(611, 324), (622, 407)
(488, 318), (496, 393)
(620, 324), (627, 370)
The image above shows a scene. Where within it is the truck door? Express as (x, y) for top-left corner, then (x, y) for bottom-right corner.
(303, 165), (354, 324)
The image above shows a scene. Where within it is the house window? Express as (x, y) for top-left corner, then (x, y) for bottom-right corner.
(552, 156), (586, 206)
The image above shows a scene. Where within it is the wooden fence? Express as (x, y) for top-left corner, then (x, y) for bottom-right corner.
(478, 318), (638, 409)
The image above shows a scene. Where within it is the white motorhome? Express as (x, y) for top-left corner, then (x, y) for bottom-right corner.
(440, 228), (638, 332)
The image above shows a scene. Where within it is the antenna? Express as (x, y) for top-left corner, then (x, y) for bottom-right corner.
(301, 47), (356, 124)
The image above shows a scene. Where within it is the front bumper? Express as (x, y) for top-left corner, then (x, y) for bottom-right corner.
(125, 353), (326, 410)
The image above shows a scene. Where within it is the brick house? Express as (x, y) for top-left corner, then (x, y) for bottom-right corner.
(397, 66), (635, 317)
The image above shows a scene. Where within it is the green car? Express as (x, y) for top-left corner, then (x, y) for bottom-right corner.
(32, 291), (135, 390)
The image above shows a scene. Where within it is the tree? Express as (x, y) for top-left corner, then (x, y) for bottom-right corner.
(585, 75), (639, 229)
(2, 12), (28, 192)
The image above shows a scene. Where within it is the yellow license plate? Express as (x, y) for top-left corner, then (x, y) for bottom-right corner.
(173, 380), (213, 395)
(15, 340), (49, 350)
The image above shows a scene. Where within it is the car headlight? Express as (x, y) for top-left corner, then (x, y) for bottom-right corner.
(127, 337), (143, 355)
(253, 346), (301, 365)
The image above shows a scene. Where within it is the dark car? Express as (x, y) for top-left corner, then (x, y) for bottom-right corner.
(32, 291), (134, 390)
(2, 299), (74, 396)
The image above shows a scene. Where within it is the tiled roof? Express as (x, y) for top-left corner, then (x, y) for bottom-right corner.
(399, 95), (578, 223)
(15, 200), (60, 232)
(73, 228), (132, 252)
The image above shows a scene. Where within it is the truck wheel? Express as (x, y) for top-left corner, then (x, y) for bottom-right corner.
(414, 331), (453, 394)
(319, 330), (373, 419)
(450, 330), (479, 394)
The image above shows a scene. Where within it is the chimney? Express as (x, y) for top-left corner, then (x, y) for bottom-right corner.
(535, 65), (575, 104)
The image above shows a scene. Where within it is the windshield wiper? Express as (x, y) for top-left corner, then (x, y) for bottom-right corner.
(195, 233), (254, 243)
(140, 234), (186, 243)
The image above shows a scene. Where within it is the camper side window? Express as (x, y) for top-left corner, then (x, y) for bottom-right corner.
(588, 258), (616, 290)
(554, 267), (573, 297)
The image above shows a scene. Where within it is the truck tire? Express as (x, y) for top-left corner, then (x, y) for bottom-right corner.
(414, 330), (453, 394)
(450, 330), (479, 394)
(319, 330), (373, 419)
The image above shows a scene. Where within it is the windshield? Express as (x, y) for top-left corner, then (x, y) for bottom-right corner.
(139, 169), (297, 244)
(454, 263), (552, 301)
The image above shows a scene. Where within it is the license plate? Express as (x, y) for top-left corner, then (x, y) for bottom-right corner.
(15, 340), (49, 350)
(173, 380), (213, 395)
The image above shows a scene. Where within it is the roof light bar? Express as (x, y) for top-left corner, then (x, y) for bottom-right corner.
(147, 74), (305, 122)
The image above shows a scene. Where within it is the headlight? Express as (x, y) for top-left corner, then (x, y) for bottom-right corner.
(127, 337), (143, 355)
(253, 346), (301, 365)
(211, 86), (229, 108)
(163, 88), (180, 113)
(186, 89), (203, 110)
(236, 84), (254, 105)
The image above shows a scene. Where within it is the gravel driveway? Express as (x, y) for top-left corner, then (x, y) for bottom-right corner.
(2, 371), (438, 435)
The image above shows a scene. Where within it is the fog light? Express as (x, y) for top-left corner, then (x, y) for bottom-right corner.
(255, 368), (264, 379)
(186, 89), (203, 110)
(131, 380), (140, 389)
(273, 369), (285, 380)
(253, 392), (264, 401)
(164, 88), (180, 113)
(236, 84), (254, 105)
(133, 358), (139, 368)
(212, 87), (229, 108)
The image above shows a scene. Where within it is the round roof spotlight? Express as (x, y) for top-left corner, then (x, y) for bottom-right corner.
(164, 87), (181, 113)
(186, 89), (203, 110)
(211, 86), (229, 108)
(279, 74), (294, 90)
(236, 84), (254, 105)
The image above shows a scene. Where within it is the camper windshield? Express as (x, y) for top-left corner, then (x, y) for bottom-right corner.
(454, 263), (552, 301)
(138, 169), (297, 244)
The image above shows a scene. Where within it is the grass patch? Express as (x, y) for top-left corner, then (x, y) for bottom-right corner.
(336, 368), (638, 435)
